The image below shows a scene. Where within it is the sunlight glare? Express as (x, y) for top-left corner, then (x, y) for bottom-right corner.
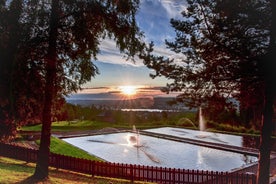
(119, 85), (137, 96)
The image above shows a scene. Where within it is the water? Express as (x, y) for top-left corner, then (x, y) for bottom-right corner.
(199, 107), (206, 131)
(145, 127), (243, 146)
(63, 127), (257, 171)
(121, 108), (178, 112)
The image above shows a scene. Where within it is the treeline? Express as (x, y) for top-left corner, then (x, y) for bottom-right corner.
(55, 103), (195, 126)
(54, 103), (262, 134)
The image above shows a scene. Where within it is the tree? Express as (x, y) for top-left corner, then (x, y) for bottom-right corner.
(1, 0), (144, 180)
(0, 0), (23, 141)
(0, 0), (44, 141)
(27, 0), (144, 180)
(141, 0), (275, 183)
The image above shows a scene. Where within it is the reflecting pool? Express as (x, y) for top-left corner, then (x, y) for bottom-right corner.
(63, 127), (257, 172)
(145, 127), (243, 146)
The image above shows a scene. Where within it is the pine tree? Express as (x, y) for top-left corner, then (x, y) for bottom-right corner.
(141, 0), (275, 183)
(1, 0), (144, 180)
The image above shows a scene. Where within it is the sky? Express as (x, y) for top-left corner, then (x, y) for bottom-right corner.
(74, 0), (186, 98)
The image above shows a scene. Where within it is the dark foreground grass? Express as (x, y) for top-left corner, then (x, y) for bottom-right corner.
(0, 156), (152, 184)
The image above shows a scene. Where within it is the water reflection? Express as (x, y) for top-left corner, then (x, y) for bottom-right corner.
(63, 128), (258, 171)
(146, 127), (243, 147)
(89, 132), (160, 163)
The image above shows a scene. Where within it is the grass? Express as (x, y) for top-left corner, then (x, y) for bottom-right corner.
(15, 134), (101, 161)
(48, 136), (102, 161)
(0, 157), (34, 183)
(20, 120), (262, 141)
(20, 120), (172, 133)
(0, 156), (146, 184)
(20, 120), (134, 132)
(20, 121), (96, 132)
(21, 119), (262, 136)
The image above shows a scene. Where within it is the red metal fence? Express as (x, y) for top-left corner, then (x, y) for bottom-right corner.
(0, 143), (256, 184)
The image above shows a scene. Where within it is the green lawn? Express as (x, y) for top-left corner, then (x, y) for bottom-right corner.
(21, 120), (96, 132)
(48, 136), (102, 161)
(21, 120), (260, 136)
(20, 120), (136, 132)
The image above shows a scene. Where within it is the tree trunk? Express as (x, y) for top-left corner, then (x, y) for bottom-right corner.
(33, 0), (59, 180)
(257, 1), (276, 183)
(257, 88), (274, 184)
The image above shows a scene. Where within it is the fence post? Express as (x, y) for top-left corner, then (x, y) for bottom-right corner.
(130, 164), (134, 183)
(170, 168), (173, 183)
(253, 173), (257, 184)
(91, 160), (95, 177)
(215, 171), (219, 184)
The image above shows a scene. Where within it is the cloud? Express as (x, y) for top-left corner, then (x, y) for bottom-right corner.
(97, 39), (133, 65)
(77, 87), (110, 94)
(69, 85), (178, 101)
(160, 0), (187, 19)
(97, 39), (183, 68)
(93, 0), (187, 67)
(84, 0), (186, 89)
(137, 0), (186, 43)
(97, 39), (146, 67)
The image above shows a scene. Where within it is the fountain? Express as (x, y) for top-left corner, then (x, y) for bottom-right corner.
(199, 107), (206, 131)
(194, 107), (210, 139)
(128, 125), (160, 163)
(194, 108), (229, 143)
(127, 125), (141, 147)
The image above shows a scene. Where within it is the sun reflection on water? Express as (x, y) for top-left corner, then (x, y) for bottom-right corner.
(126, 133), (138, 147)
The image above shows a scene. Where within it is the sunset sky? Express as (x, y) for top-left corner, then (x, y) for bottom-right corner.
(79, 0), (186, 97)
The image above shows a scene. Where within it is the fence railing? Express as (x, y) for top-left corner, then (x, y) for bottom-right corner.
(0, 143), (256, 184)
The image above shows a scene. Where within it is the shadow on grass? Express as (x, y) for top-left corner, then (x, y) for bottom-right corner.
(15, 169), (95, 184)
(15, 175), (49, 184)
(0, 160), (34, 174)
(1, 157), (131, 184)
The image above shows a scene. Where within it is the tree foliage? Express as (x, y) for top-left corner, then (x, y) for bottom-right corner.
(142, 0), (271, 118)
(0, 0), (44, 141)
(1, 0), (145, 180)
(0, 0), (144, 139)
(34, 0), (144, 180)
(141, 0), (276, 183)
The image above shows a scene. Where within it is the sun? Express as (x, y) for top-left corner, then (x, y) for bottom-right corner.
(119, 85), (137, 96)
